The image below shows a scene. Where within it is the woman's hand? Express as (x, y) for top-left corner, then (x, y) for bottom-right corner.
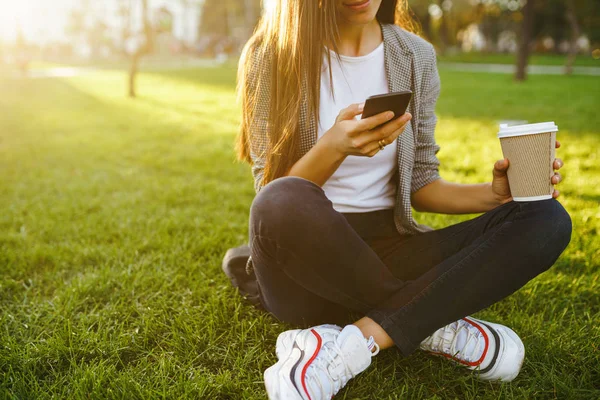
(491, 140), (564, 204)
(322, 103), (412, 157)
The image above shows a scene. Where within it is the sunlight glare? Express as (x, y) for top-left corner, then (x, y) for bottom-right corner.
(263, 0), (277, 14)
(0, 0), (74, 43)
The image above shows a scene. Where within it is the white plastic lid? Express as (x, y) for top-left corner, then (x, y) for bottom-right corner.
(497, 121), (558, 138)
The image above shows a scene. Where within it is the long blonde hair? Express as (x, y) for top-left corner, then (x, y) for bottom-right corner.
(237, 0), (418, 188)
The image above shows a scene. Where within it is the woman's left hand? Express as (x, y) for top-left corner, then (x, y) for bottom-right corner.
(491, 140), (564, 204)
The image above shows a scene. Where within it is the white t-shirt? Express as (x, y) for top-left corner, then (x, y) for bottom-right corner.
(318, 42), (397, 213)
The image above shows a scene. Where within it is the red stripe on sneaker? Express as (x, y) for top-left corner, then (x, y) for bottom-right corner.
(428, 318), (489, 367)
(458, 318), (489, 366)
(301, 329), (323, 400)
(464, 318), (489, 366)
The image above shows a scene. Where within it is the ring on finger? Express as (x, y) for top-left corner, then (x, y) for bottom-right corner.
(378, 139), (386, 150)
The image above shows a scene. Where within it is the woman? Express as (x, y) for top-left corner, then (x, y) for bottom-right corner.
(236, 0), (572, 399)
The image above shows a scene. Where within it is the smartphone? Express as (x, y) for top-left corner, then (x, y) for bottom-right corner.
(361, 90), (412, 122)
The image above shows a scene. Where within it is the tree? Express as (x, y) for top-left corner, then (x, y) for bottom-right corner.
(410, 1), (433, 41)
(127, 0), (154, 98)
(15, 28), (30, 76)
(564, 0), (581, 75)
(515, 0), (534, 81)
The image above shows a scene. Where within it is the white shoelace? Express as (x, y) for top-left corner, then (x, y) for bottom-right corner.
(421, 320), (485, 364)
(306, 336), (379, 398)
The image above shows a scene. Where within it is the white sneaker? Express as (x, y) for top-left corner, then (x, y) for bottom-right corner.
(275, 325), (340, 360)
(420, 317), (525, 382)
(264, 324), (379, 400)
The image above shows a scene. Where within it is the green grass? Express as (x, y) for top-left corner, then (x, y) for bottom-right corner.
(1, 65), (599, 399)
(437, 52), (600, 67)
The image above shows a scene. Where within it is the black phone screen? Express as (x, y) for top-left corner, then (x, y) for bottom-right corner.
(361, 90), (412, 121)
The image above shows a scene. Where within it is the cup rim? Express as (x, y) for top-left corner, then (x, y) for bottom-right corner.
(498, 121), (558, 138)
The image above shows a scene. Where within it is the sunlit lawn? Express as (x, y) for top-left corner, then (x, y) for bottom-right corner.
(1, 64), (599, 399)
(437, 52), (600, 67)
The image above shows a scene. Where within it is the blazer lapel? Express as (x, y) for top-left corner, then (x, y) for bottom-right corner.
(382, 24), (414, 97)
(382, 23), (415, 196)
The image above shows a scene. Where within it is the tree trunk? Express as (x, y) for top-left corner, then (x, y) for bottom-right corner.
(420, 12), (432, 42)
(128, 53), (139, 98)
(437, 0), (449, 55)
(515, 0), (535, 81)
(564, 0), (581, 75)
(127, 0), (153, 98)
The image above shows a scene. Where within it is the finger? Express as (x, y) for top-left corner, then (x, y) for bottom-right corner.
(353, 110), (395, 132)
(551, 172), (562, 185)
(552, 189), (560, 198)
(362, 140), (383, 156)
(493, 158), (509, 177)
(555, 140), (561, 149)
(376, 113), (412, 138)
(553, 158), (563, 170)
(354, 113), (411, 146)
(384, 115), (413, 141)
(336, 103), (365, 122)
(366, 148), (380, 157)
(379, 125), (406, 147)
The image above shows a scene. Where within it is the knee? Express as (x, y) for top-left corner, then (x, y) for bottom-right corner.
(552, 200), (572, 252)
(536, 199), (572, 251)
(250, 176), (324, 231)
(523, 199), (572, 269)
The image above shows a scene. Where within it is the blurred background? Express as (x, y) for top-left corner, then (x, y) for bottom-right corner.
(1, 0), (599, 85)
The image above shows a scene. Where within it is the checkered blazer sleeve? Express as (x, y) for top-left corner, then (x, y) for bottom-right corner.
(411, 44), (442, 193)
(243, 49), (270, 193)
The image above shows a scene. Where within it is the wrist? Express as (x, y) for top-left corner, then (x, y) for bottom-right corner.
(317, 133), (347, 163)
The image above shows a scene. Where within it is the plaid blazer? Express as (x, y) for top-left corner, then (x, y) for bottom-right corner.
(246, 23), (442, 235)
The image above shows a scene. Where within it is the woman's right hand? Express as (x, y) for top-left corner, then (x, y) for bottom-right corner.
(322, 103), (412, 157)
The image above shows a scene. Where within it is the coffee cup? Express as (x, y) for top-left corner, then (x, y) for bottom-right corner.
(498, 122), (558, 202)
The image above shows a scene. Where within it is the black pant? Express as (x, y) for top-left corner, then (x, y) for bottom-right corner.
(249, 177), (572, 356)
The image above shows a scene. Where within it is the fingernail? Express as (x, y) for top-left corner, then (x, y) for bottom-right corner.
(387, 111), (395, 119)
(358, 103), (365, 111)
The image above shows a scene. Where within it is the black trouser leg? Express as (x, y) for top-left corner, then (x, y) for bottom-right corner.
(250, 177), (572, 355)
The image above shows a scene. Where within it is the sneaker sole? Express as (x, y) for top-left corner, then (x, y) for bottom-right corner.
(265, 329), (323, 400)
